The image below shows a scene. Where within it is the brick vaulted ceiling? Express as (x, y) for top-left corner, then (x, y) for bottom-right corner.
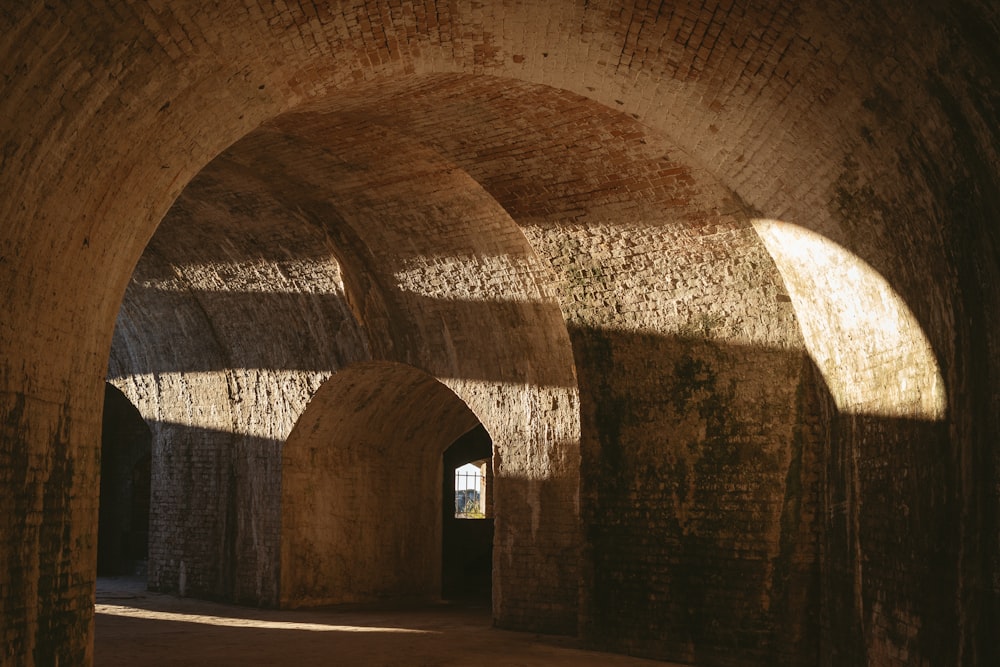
(1, 2), (998, 665)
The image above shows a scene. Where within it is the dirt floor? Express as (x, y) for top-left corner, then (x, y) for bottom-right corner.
(95, 577), (681, 666)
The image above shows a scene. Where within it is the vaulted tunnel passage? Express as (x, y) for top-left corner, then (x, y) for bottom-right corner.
(2, 3), (999, 667)
(101, 75), (961, 662)
(109, 103), (584, 627)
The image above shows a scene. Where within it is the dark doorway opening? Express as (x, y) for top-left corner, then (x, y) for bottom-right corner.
(98, 383), (152, 577)
(442, 424), (493, 602)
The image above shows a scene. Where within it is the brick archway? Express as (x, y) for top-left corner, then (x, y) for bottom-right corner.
(280, 361), (480, 607)
(1, 3), (998, 665)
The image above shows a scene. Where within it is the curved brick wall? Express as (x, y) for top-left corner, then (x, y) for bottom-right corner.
(1, 2), (997, 665)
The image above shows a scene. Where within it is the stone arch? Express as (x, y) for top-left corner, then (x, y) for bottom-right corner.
(280, 360), (580, 629)
(279, 361), (480, 607)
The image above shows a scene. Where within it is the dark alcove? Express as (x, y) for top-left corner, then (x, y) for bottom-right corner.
(442, 424), (494, 601)
(98, 383), (152, 577)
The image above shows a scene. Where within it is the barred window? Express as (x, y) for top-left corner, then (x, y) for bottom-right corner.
(454, 459), (489, 519)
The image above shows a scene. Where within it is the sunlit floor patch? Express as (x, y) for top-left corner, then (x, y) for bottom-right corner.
(95, 604), (437, 634)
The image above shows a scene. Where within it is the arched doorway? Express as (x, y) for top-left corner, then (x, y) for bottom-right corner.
(280, 361), (483, 607)
(442, 424), (493, 602)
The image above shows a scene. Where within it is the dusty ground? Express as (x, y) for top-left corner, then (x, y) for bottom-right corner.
(95, 578), (681, 666)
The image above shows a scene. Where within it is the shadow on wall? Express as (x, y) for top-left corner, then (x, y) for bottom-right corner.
(139, 420), (284, 607)
(112, 285), (578, 387)
(572, 325), (958, 667)
(821, 411), (955, 667)
(574, 326), (825, 666)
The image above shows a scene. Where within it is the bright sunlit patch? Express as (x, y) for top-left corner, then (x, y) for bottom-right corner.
(753, 219), (946, 420)
(95, 604), (435, 634)
(138, 258), (346, 294)
(107, 369), (333, 438)
(392, 254), (548, 303)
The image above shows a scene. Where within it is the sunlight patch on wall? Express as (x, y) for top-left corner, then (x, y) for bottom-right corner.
(137, 258), (346, 294)
(439, 378), (580, 484)
(108, 369), (332, 439)
(392, 254), (553, 303)
(753, 219), (946, 420)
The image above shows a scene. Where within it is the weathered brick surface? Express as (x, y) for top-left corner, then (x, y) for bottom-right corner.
(1, 2), (998, 666)
(575, 335), (824, 664)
